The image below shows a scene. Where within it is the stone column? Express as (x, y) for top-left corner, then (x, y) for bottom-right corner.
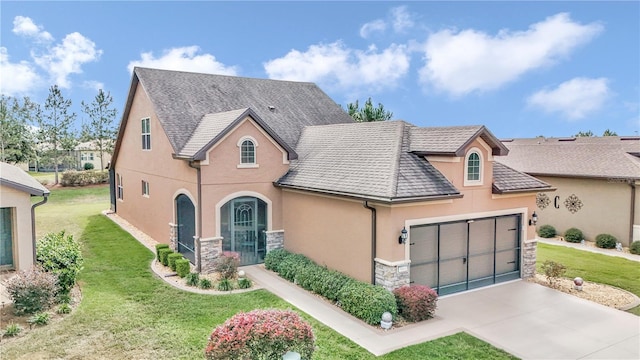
(522, 239), (537, 279)
(374, 258), (410, 291)
(198, 237), (223, 274)
(265, 230), (284, 253)
(168, 223), (178, 251)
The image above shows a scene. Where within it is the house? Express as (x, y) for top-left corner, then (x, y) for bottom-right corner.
(76, 140), (113, 170)
(498, 136), (640, 247)
(110, 67), (552, 295)
(0, 162), (50, 271)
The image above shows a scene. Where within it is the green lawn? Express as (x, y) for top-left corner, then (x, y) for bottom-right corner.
(537, 242), (640, 316)
(2, 185), (517, 359)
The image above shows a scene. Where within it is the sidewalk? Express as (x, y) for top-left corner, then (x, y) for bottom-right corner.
(537, 237), (640, 262)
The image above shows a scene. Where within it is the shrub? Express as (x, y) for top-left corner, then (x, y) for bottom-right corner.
(28, 312), (51, 326)
(237, 277), (252, 289)
(393, 285), (438, 322)
(314, 269), (355, 302)
(57, 303), (72, 314)
(185, 272), (200, 287)
(36, 230), (83, 294)
(83, 162), (94, 170)
(537, 225), (557, 238)
(5, 267), (58, 315)
(155, 243), (170, 260)
(213, 252), (240, 280)
(3, 323), (22, 337)
(264, 248), (290, 272)
(217, 278), (234, 291)
(199, 278), (212, 289)
(205, 309), (315, 360)
(167, 253), (184, 271)
(595, 234), (617, 249)
(60, 170), (109, 186)
(338, 282), (398, 325)
(158, 248), (173, 266)
(541, 260), (566, 287)
(278, 253), (313, 283)
(631, 241), (640, 255)
(175, 259), (190, 278)
(564, 228), (584, 243)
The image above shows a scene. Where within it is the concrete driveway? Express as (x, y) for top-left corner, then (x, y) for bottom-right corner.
(245, 266), (640, 359)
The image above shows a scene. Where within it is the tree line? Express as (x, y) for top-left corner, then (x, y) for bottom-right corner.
(0, 86), (118, 184)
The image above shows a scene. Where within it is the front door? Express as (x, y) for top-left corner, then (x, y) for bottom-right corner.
(221, 197), (267, 265)
(175, 195), (196, 264)
(0, 208), (14, 268)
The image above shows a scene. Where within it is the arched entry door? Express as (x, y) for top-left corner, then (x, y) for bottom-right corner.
(220, 197), (267, 265)
(175, 194), (196, 264)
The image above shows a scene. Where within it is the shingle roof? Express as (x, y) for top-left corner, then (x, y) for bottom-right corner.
(492, 162), (553, 194)
(410, 125), (509, 156)
(131, 67), (354, 154)
(0, 162), (50, 196)
(498, 137), (640, 179)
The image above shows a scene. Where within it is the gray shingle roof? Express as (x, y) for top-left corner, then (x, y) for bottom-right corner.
(498, 137), (640, 179)
(410, 125), (509, 156)
(132, 67), (354, 154)
(0, 162), (50, 196)
(492, 162), (553, 194)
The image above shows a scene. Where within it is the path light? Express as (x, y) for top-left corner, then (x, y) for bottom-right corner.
(398, 227), (408, 244)
(238, 270), (245, 278)
(282, 351), (301, 360)
(573, 277), (583, 291)
(381, 311), (393, 330)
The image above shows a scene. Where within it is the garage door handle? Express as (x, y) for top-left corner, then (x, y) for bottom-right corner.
(508, 228), (517, 231)
(462, 257), (466, 264)
(507, 261), (516, 264)
(409, 242), (415, 246)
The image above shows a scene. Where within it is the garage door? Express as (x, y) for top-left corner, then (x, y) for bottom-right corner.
(410, 214), (521, 295)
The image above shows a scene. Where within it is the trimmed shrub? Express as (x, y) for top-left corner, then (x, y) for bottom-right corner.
(185, 272), (200, 287)
(199, 278), (212, 289)
(237, 277), (252, 289)
(155, 243), (170, 260)
(264, 248), (290, 272)
(60, 170), (109, 186)
(175, 259), (190, 278)
(338, 282), (398, 325)
(278, 253), (314, 283)
(393, 285), (438, 322)
(314, 269), (355, 302)
(541, 260), (566, 287)
(205, 309), (315, 360)
(5, 268), (58, 315)
(167, 253), (184, 271)
(36, 230), (83, 294)
(630, 241), (640, 255)
(158, 248), (173, 266)
(595, 234), (617, 249)
(83, 162), (94, 170)
(537, 225), (557, 238)
(564, 228), (584, 243)
(213, 252), (240, 280)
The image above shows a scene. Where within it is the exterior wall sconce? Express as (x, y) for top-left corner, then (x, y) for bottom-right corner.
(398, 227), (408, 244)
(529, 211), (538, 226)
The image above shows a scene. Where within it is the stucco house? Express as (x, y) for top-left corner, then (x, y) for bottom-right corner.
(0, 162), (50, 271)
(110, 67), (552, 295)
(499, 136), (640, 247)
(76, 140), (113, 171)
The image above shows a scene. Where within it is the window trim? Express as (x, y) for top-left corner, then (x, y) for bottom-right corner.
(116, 173), (124, 200)
(464, 148), (483, 186)
(141, 117), (151, 150)
(237, 136), (259, 168)
(141, 180), (149, 197)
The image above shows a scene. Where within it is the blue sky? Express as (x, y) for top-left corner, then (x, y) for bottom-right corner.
(1, 1), (638, 138)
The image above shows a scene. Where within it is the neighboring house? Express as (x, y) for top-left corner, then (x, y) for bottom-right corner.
(110, 67), (552, 295)
(76, 140), (113, 170)
(0, 162), (49, 271)
(499, 136), (640, 246)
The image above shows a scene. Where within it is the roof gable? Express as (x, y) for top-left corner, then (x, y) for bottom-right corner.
(410, 125), (509, 156)
(0, 162), (50, 196)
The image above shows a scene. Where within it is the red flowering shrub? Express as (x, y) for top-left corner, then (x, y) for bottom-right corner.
(393, 285), (438, 322)
(214, 251), (240, 280)
(205, 309), (315, 360)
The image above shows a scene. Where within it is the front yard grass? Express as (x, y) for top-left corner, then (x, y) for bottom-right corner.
(537, 242), (640, 316)
(2, 185), (517, 359)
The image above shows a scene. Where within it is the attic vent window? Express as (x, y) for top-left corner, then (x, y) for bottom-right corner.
(464, 148), (483, 186)
(237, 136), (259, 169)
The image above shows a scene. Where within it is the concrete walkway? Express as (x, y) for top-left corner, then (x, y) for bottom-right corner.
(537, 238), (640, 262)
(244, 265), (640, 359)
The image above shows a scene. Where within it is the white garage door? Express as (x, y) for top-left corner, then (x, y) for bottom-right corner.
(410, 214), (521, 295)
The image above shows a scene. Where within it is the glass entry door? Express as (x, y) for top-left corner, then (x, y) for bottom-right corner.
(221, 197), (267, 265)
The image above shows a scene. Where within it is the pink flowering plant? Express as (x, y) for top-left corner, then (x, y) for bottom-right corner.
(205, 309), (315, 360)
(213, 251), (240, 280)
(393, 285), (438, 322)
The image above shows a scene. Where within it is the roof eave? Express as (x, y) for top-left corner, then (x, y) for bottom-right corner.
(492, 185), (556, 195)
(0, 179), (50, 197)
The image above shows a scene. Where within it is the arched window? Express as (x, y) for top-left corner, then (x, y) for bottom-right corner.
(464, 149), (483, 185)
(237, 136), (258, 167)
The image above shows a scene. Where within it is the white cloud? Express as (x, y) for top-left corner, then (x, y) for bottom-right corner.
(360, 20), (387, 38)
(12, 16), (53, 43)
(82, 80), (105, 92)
(127, 46), (238, 76)
(391, 6), (414, 33)
(0, 47), (41, 95)
(527, 77), (610, 120)
(263, 41), (410, 94)
(419, 13), (603, 96)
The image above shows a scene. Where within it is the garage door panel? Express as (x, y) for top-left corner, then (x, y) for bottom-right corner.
(468, 253), (493, 281)
(410, 225), (438, 263)
(469, 219), (494, 254)
(439, 222), (466, 259)
(496, 215), (519, 251)
(409, 262), (437, 288)
(496, 249), (519, 274)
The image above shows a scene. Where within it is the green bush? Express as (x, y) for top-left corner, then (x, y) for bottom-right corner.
(537, 225), (557, 238)
(158, 248), (173, 266)
(217, 278), (233, 291)
(3, 323), (22, 337)
(36, 230), (84, 294)
(264, 248), (290, 272)
(155, 244), (170, 260)
(175, 259), (190, 278)
(595, 234), (617, 249)
(83, 162), (94, 170)
(278, 253), (314, 282)
(60, 170), (108, 186)
(237, 277), (252, 289)
(541, 260), (566, 287)
(630, 241), (640, 255)
(199, 278), (212, 289)
(28, 312), (51, 326)
(57, 303), (72, 314)
(213, 252), (240, 280)
(185, 272), (200, 287)
(314, 269), (355, 302)
(338, 281), (397, 325)
(168, 253), (184, 271)
(5, 268), (58, 315)
(564, 228), (584, 243)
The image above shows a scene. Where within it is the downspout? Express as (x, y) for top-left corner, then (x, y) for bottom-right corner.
(31, 194), (49, 264)
(630, 180), (636, 245)
(363, 201), (376, 285)
(189, 161), (203, 272)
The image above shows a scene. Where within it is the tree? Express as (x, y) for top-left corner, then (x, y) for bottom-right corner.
(38, 85), (77, 184)
(346, 97), (393, 122)
(602, 129), (618, 136)
(0, 95), (38, 164)
(574, 130), (594, 137)
(81, 89), (118, 170)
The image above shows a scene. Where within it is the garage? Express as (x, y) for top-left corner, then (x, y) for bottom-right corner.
(410, 214), (521, 295)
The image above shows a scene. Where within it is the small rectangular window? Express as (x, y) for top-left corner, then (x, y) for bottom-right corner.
(141, 180), (149, 197)
(81, 153), (87, 161)
(89, 152), (94, 161)
(117, 173), (124, 200)
(141, 118), (151, 150)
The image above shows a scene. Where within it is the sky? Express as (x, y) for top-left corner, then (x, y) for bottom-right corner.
(1, 1), (639, 139)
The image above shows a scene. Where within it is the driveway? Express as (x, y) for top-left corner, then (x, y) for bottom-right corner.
(244, 266), (640, 359)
